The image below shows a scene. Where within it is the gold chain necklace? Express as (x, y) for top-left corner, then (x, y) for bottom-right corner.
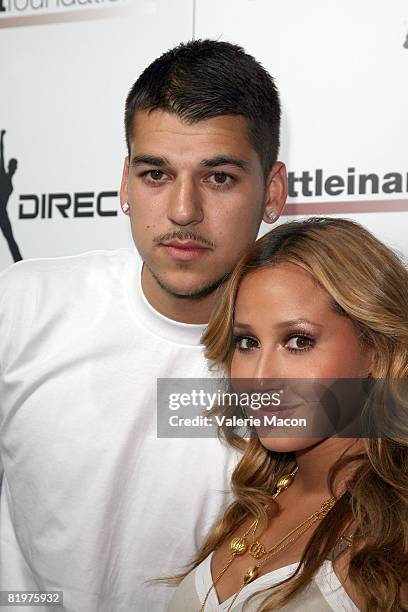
(198, 467), (337, 612)
(224, 497), (336, 611)
(229, 467), (298, 560)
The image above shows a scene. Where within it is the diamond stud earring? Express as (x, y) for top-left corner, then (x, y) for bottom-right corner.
(268, 210), (278, 222)
(122, 202), (130, 213)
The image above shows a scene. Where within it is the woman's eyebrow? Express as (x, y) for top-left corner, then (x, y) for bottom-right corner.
(232, 322), (253, 330)
(276, 318), (323, 328)
(233, 319), (323, 330)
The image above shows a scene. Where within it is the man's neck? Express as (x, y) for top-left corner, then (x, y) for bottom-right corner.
(141, 264), (222, 324)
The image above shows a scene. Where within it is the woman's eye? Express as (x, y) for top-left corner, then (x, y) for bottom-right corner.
(285, 335), (314, 353)
(234, 336), (259, 351)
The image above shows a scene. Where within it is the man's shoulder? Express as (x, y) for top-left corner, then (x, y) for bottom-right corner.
(0, 248), (138, 291)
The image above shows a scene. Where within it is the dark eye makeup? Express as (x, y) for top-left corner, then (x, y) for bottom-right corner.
(284, 331), (315, 353)
(231, 335), (259, 352)
(232, 330), (316, 354)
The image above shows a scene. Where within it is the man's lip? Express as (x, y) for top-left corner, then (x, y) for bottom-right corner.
(159, 241), (212, 261)
(161, 240), (211, 249)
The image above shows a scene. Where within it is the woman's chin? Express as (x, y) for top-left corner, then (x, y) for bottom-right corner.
(258, 435), (325, 453)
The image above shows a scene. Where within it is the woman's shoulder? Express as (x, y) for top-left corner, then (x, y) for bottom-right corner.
(313, 559), (360, 612)
(167, 564), (202, 612)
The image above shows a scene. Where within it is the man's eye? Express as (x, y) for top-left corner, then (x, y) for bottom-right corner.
(141, 170), (167, 183)
(233, 335), (259, 351)
(285, 335), (314, 353)
(207, 172), (234, 187)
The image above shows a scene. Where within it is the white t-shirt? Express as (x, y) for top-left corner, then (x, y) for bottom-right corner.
(0, 249), (238, 612)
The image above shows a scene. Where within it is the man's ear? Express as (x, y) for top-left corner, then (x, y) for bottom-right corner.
(262, 161), (288, 224)
(120, 156), (129, 209)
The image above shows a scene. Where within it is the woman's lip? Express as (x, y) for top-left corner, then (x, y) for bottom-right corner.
(250, 404), (303, 414)
(256, 407), (298, 419)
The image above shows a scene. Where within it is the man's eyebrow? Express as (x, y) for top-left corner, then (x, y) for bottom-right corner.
(130, 155), (170, 167)
(200, 156), (250, 171)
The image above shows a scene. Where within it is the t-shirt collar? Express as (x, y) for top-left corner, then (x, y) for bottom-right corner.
(128, 253), (208, 347)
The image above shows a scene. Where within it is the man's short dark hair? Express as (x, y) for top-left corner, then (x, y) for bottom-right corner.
(124, 39), (281, 176)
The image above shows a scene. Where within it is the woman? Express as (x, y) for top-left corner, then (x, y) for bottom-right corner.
(167, 217), (408, 611)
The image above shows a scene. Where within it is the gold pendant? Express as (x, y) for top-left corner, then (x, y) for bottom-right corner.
(249, 540), (266, 559)
(275, 472), (295, 491)
(320, 498), (336, 515)
(243, 566), (259, 584)
(230, 536), (247, 556)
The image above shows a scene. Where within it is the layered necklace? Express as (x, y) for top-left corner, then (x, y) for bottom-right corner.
(199, 466), (337, 612)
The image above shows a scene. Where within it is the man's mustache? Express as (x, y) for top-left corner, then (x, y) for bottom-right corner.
(153, 230), (215, 249)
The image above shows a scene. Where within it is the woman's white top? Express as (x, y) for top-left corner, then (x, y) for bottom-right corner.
(167, 551), (360, 611)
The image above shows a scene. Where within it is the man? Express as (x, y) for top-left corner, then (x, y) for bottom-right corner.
(0, 40), (287, 611)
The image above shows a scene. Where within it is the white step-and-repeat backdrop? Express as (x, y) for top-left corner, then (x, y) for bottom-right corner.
(1, 0), (407, 270)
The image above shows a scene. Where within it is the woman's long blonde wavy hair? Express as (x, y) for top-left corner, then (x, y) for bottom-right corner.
(177, 218), (408, 611)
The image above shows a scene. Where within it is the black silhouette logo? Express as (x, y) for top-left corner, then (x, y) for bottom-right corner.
(0, 130), (22, 262)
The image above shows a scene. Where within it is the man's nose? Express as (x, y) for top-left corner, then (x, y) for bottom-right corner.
(167, 176), (204, 226)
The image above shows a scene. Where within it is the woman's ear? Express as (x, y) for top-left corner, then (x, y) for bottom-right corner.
(362, 345), (377, 378)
